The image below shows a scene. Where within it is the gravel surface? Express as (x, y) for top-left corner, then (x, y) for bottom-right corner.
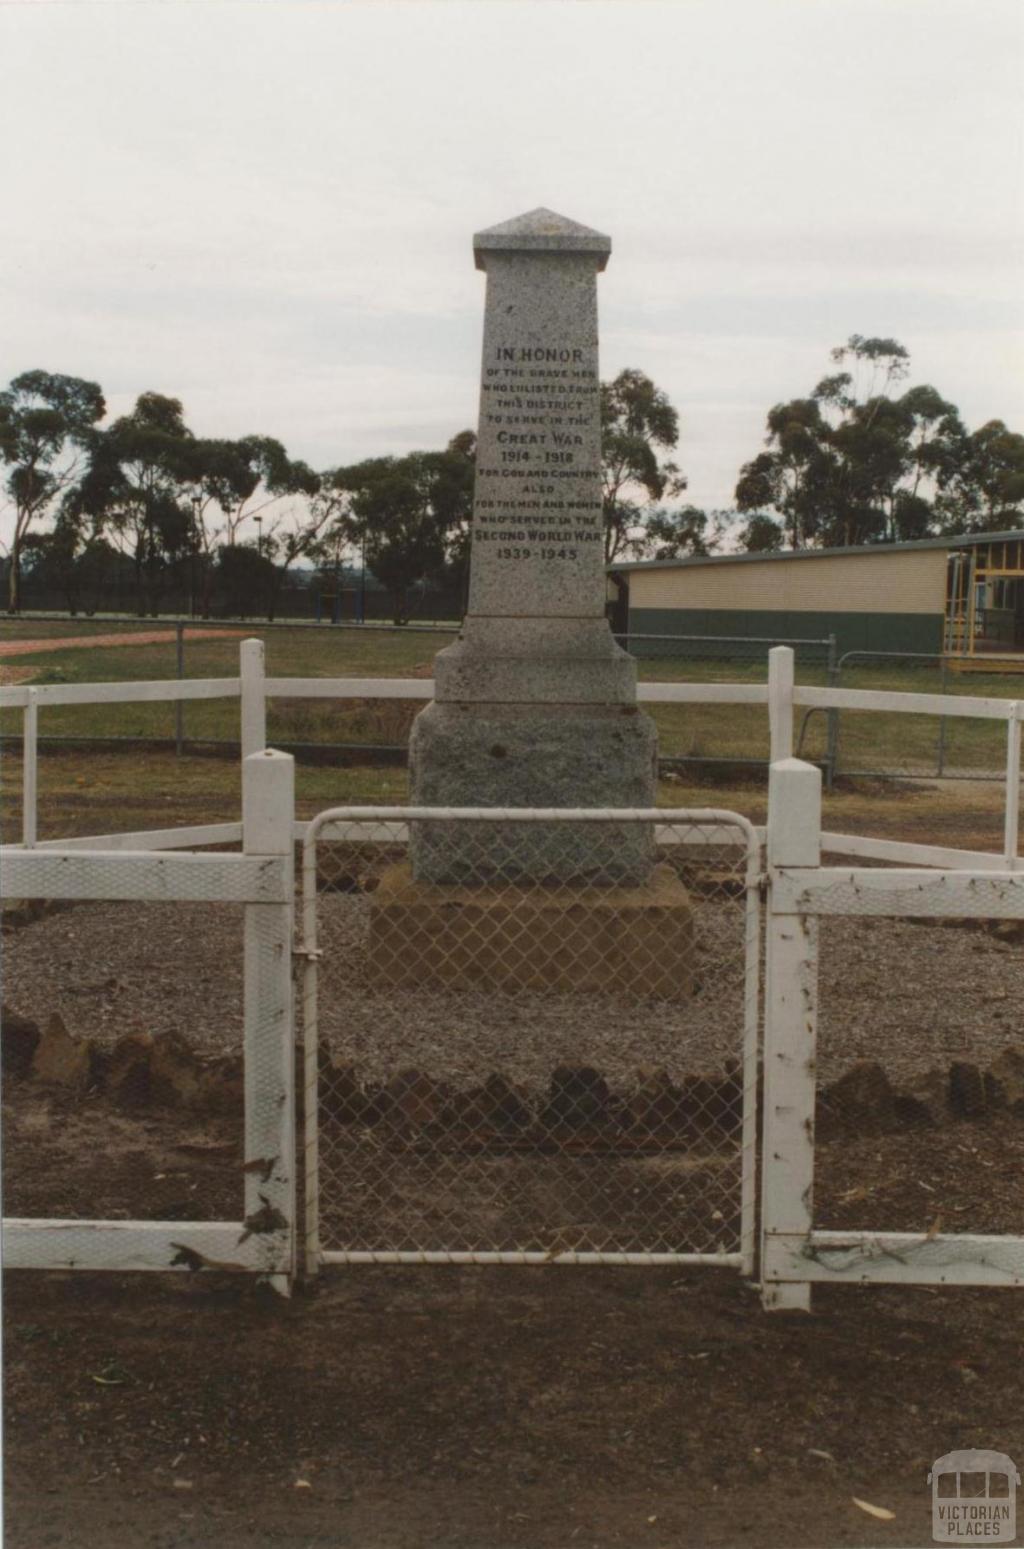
(311, 886), (749, 1087)
(4, 893), (1022, 1089)
(2, 902), (245, 1053)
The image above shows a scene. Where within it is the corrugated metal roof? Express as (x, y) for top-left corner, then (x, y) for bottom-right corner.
(608, 529), (1024, 574)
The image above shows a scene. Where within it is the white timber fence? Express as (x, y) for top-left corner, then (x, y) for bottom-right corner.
(0, 749), (297, 1292)
(1, 640), (1020, 869)
(760, 755), (1024, 1308)
(3, 640), (1024, 1304)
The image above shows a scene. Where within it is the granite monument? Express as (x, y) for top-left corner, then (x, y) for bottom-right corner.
(370, 209), (692, 994)
(409, 208), (658, 882)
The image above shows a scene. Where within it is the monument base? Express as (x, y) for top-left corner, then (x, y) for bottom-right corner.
(408, 699), (659, 883)
(366, 861), (694, 1000)
(431, 617), (638, 705)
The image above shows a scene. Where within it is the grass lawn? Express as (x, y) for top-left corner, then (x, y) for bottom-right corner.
(1, 618), (1021, 789)
(0, 746), (411, 845)
(0, 746), (1013, 855)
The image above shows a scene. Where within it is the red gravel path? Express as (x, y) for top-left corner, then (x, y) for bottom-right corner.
(0, 627), (245, 658)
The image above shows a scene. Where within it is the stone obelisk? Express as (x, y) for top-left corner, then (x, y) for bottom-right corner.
(409, 208), (658, 883)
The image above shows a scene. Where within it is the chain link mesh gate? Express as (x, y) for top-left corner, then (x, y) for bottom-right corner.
(300, 806), (762, 1274)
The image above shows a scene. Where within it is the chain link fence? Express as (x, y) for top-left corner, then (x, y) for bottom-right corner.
(300, 808), (760, 1269)
(829, 652), (1024, 782)
(621, 632), (835, 780)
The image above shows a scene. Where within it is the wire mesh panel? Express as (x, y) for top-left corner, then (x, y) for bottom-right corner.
(301, 807), (761, 1270)
(832, 653), (1023, 781)
(628, 633), (833, 778)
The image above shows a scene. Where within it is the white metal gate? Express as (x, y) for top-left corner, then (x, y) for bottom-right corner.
(300, 806), (762, 1275)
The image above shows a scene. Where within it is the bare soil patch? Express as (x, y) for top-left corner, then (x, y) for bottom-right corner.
(0, 627), (244, 658)
(3, 1124), (1023, 1549)
(0, 665), (39, 686)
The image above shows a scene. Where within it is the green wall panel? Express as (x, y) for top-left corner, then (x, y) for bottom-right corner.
(626, 607), (944, 658)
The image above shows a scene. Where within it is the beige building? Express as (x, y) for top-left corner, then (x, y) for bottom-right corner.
(609, 531), (1024, 658)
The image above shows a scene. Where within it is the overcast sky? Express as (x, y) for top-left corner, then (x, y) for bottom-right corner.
(3, 0), (1023, 546)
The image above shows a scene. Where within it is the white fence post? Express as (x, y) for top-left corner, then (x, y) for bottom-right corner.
(301, 830), (321, 1279)
(240, 638), (267, 760)
(23, 689), (38, 847)
(768, 646), (795, 762)
(761, 757), (821, 1312)
(242, 749), (296, 1294)
(1005, 706), (1021, 871)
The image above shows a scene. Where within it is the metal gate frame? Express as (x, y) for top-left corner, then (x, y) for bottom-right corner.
(299, 805), (763, 1277)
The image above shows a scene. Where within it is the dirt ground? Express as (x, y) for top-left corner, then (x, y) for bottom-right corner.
(0, 627), (245, 658)
(4, 1264), (1023, 1549)
(4, 1073), (1024, 1548)
(4, 774), (1023, 1547)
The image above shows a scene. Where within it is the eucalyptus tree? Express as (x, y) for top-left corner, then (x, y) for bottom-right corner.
(735, 511), (784, 553)
(0, 370), (105, 611)
(185, 435), (320, 615)
(601, 369), (688, 563)
(735, 336), (972, 548)
(321, 433), (475, 624)
(72, 392), (200, 613)
(934, 419), (1024, 534)
(734, 396), (835, 549)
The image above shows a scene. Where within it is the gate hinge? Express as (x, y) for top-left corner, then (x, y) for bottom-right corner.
(757, 873), (770, 905)
(292, 941), (322, 964)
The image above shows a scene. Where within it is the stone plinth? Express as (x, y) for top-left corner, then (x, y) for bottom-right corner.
(431, 617), (637, 705)
(409, 701), (656, 883)
(367, 861), (694, 1000)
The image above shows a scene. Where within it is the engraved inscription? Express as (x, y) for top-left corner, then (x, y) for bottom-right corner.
(466, 238), (608, 617)
(474, 346), (601, 564)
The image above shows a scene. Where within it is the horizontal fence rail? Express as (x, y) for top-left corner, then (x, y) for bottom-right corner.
(817, 831), (1013, 872)
(763, 1232), (1024, 1289)
(773, 866), (1024, 918)
(29, 822), (245, 853)
(264, 676), (433, 700)
(0, 848), (288, 903)
(1, 1220), (289, 1276)
(0, 678), (241, 709)
(795, 684), (1020, 721)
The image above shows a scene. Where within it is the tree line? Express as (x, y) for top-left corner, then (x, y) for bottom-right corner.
(732, 336), (1024, 552)
(2, 341), (1022, 621)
